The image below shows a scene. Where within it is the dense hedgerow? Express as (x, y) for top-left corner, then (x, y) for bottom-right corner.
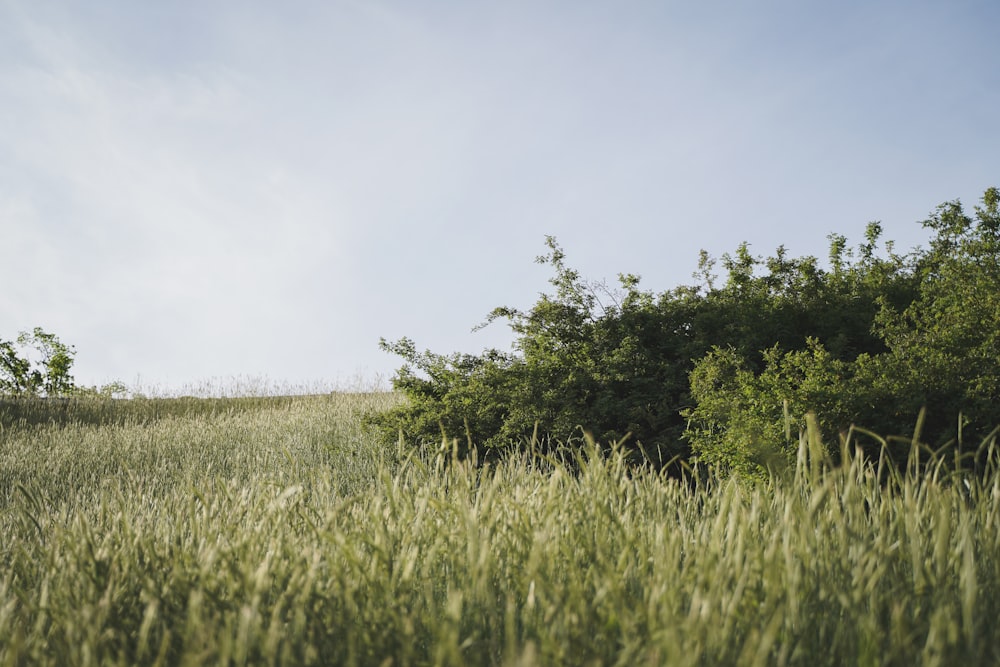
(373, 188), (1000, 474)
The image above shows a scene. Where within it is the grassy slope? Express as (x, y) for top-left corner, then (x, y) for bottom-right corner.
(1, 394), (998, 666)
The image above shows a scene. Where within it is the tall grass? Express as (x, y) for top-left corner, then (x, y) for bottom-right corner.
(1, 395), (998, 665)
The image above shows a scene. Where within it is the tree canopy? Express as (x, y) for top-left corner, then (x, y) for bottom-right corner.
(0, 327), (77, 398)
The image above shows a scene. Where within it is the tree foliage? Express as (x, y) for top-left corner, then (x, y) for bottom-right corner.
(0, 327), (77, 397)
(374, 188), (1000, 474)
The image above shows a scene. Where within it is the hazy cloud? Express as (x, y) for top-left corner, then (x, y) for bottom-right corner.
(3, 0), (998, 391)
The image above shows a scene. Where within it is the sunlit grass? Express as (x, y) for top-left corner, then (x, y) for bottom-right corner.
(1, 394), (998, 665)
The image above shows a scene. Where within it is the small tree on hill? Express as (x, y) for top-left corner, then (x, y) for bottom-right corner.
(0, 328), (77, 398)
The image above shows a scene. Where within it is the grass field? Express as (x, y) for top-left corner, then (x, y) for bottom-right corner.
(1, 393), (998, 666)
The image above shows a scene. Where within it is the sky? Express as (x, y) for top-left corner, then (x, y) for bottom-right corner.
(2, 0), (999, 395)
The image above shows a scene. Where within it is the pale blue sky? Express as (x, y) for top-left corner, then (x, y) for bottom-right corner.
(2, 0), (998, 393)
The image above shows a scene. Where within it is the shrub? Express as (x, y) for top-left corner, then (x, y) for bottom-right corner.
(688, 188), (1000, 473)
(375, 188), (1000, 474)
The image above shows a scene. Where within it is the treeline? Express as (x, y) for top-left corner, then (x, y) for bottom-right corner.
(372, 187), (1000, 474)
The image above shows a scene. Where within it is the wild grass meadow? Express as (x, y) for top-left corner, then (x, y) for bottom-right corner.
(1, 393), (999, 666)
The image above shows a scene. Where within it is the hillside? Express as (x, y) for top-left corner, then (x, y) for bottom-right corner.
(1, 394), (998, 665)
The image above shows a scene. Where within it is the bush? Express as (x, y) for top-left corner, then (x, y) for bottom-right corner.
(374, 188), (1000, 474)
(687, 188), (1000, 473)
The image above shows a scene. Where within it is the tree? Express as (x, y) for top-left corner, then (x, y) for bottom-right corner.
(870, 187), (1000, 444)
(0, 328), (77, 397)
(0, 339), (33, 396)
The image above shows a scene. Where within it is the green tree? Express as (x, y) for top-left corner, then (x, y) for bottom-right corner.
(0, 339), (33, 396)
(0, 328), (77, 397)
(870, 187), (1000, 443)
